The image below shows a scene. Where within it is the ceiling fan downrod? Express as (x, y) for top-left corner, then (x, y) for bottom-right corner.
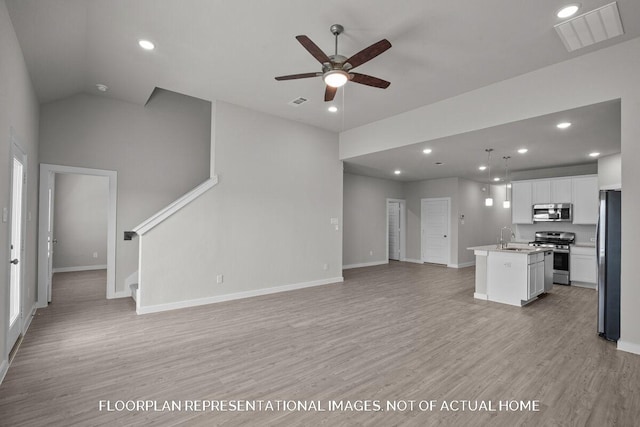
(330, 24), (344, 57)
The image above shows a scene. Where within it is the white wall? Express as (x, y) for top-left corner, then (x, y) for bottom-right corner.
(339, 37), (640, 354)
(53, 174), (109, 270)
(342, 173), (404, 267)
(138, 102), (342, 310)
(458, 179), (511, 265)
(341, 175), (509, 268)
(598, 153), (621, 189)
(38, 90), (211, 293)
(0, 0), (40, 368)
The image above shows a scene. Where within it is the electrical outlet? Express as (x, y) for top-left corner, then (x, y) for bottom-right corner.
(369, 250), (373, 256)
(93, 252), (98, 258)
(216, 274), (224, 284)
(590, 237), (596, 242)
(323, 263), (328, 271)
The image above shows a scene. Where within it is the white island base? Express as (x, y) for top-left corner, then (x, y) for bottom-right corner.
(469, 245), (553, 307)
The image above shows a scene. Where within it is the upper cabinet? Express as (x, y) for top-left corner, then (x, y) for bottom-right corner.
(572, 176), (599, 224)
(551, 178), (573, 203)
(512, 181), (533, 224)
(532, 181), (551, 204)
(511, 175), (598, 224)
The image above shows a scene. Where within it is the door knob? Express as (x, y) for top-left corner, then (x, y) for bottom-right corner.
(444, 235), (447, 238)
(10, 259), (19, 265)
(53, 239), (58, 244)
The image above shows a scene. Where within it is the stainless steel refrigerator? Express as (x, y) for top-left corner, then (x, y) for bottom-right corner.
(597, 190), (621, 341)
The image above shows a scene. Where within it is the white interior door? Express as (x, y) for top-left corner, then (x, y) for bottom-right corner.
(421, 198), (450, 265)
(8, 142), (27, 350)
(388, 202), (400, 260)
(46, 173), (55, 302)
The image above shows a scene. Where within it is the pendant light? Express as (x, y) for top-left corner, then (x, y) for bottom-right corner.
(503, 156), (511, 209)
(485, 149), (494, 206)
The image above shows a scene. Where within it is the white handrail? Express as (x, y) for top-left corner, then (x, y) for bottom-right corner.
(133, 175), (218, 236)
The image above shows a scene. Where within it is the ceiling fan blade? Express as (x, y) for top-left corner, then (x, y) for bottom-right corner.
(275, 72), (321, 81)
(345, 39), (392, 69)
(324, 86), (337, 102)
(350, 73), (390, 89)
(296, 35), (331, 64)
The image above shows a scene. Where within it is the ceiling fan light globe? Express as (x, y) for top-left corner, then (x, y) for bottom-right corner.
(323, 70), (349, 88)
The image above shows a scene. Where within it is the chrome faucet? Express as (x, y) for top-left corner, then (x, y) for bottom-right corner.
(499, 226), (515, 249)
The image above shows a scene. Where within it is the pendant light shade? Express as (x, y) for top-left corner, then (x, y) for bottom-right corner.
(484, 149), (494, 207)
(503, 156), (511, 209)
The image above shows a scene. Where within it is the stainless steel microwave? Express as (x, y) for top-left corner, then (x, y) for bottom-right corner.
(532, 203), (572, 222)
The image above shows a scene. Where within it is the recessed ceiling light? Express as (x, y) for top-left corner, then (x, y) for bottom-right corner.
(557, 122), (572, 129)
(394, 170), (401, 175)
(589, 152), (601, 157)
(138, 39), (155, 50)
(478, 165), (487, 171)
(493, 177), (501, 182)
(557, 4), (580, 19)
(328, 106), (338, 113)
(517, 148), (528, 154)
(95, 83), (108, 92)
(423, 148), (432, 154)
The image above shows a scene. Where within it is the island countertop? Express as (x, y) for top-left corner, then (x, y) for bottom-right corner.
(467, 243), (550, 255)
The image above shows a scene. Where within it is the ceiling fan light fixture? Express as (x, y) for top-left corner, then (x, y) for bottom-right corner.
(323, 70), (349, 88)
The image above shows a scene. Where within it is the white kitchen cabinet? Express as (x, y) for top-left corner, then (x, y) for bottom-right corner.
(512, 181), (533, 224)
(573, 176), (599, 224)
(532, 180), (551, 204)
(570, 246), (597, 285)
(551, 178), (573, 203)
(527, 253), (545, 299)
(482, 248), (550, 306)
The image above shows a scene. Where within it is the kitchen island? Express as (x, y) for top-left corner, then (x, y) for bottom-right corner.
(468, 244), (553, 307)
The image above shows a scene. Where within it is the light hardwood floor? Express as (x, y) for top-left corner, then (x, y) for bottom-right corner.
(1, 263), (639, 426)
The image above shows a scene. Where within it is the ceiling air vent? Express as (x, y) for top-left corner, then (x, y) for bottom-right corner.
(555, 2), (624, 52)
(288, 97), (308, 107)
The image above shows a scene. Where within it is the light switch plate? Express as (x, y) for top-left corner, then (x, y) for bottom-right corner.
(330, 217), (339, 225)
(2, 207), (7, 223)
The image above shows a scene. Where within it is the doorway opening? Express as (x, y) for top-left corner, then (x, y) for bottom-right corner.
(37, 165), (118, 307)
(421, 197), (451, 265)
(386, 199), (406, 262)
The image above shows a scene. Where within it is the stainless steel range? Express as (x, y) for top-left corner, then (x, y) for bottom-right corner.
(529, 231), (576, 285)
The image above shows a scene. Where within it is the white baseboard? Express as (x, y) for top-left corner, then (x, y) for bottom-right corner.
(0, 359), (7, 386)
(137, 276), (344, 315)
(571, 281), (596, 290)
(474, 292), (488, 300)
(22, 304), (37, 335)
(617, 340), (640, 356)
(130, 284), (138, 302)
(343, 260), (387, 270)
(112, 289), (132, 299)
(403, 258), (423, 264)
(53, 265), (107, 273)
(448, 261), (476, 269)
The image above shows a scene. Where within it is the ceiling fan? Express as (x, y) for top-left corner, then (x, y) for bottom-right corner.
(275, 24), (392, 102)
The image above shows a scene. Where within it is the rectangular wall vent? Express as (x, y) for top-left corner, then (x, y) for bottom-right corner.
(555, 2), (624, 52)
(288, 97), (308, 107)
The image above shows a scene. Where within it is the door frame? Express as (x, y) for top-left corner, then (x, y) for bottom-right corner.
(6, 131), (28, 354)
(386, 198), (406, 262)
(37, 164), (118, 306)
(420, 197), (451, 265)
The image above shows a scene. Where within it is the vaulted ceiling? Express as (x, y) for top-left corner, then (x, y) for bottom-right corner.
(7, 0), (640, 133)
